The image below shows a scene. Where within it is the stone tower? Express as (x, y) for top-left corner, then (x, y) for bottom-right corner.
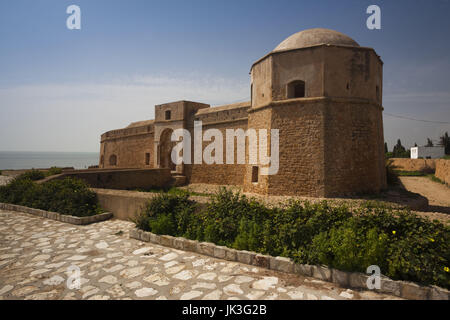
(244, 28), (386, 196)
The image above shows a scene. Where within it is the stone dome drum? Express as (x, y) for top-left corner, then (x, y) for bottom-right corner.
(273, 28), (360, 52)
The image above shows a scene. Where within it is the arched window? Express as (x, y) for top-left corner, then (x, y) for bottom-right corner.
(109, 154), (117, 166)
(287, 80), (305, 99)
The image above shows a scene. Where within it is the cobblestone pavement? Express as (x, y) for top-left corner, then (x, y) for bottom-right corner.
(0, 209), (400, 300)
(0, 176), (13, 186)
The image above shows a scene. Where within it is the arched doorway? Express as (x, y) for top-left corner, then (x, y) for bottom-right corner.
(159, 129), (176, 171)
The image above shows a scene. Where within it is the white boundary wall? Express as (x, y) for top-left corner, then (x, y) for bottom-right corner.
(410, 147), (445, 159)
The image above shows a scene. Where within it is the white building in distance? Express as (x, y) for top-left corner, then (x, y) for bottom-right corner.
(410, 146), (445, 159)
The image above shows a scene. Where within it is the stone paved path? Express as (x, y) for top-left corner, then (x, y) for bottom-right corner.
(0, 175), (13, 186)
(0, 209), (399, 300)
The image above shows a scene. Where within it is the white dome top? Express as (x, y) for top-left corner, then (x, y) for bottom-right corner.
(274, 28), (359, 52)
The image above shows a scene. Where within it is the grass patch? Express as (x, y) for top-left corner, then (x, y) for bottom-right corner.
(134, 188), (450, 289)
(393, 170), (426, 177)
(427, 174), (448, 187)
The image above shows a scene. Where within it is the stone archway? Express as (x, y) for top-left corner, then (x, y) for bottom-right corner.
(159, 128), (176, 171)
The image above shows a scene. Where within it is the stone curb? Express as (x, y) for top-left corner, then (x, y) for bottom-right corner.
(0, 202), (112, 225)
(129, 227), (449, 300)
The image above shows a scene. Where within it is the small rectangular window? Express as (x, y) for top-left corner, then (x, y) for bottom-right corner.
(145, 153), (150, 165)
(165, 110), (171, 120)
(287, 80), (305, 99)
(251, 166), (259, 183)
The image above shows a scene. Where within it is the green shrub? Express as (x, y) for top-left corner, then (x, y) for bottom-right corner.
(305, 220), (389, 271)
(38, 178), (101, 217)
(149, 214), (177, 235)
(16, 169), (46, 181)
(384, 212), (449, 286)
(134, 188), (450, 289)
(134, 192), (198, 238)
(0, 178), (36, 204)
(201, 189), (268, 246)
(13, 167), (62, 182)
(0, 177), (102, 217)
(47, 167), (63, 176)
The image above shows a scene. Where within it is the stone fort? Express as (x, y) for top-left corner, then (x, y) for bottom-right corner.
(99, 28), (386, 197)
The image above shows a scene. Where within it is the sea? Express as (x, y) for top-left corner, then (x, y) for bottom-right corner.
(0, 151), (100, 170)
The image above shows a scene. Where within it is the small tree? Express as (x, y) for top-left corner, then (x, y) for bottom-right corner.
(439, 132), (450, 155)
(384, 142), (388, 153)
(426, 138), (434, 147)
(392, 139), (408, 158)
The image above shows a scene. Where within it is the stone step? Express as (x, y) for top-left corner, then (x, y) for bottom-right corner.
(171, 175), (187, 187)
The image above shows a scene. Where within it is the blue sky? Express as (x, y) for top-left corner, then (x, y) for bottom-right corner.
(0, 0), (449, 152)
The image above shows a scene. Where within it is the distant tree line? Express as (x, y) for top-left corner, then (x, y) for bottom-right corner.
(385, 131), (450, 158)
(440, 132), (450, 154)
(385, 140), (410, 158)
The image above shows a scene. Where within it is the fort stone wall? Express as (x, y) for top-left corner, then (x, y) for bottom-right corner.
(323, 99), (386, 196)
(100, 122), (155, 169)
(97, 28), (387, 198)
(185, 103), (250, 186)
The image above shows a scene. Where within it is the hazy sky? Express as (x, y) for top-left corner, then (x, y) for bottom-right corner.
(0, 0), (449, 152)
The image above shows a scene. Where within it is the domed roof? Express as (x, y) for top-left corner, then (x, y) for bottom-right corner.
(273, 28), (359, 52)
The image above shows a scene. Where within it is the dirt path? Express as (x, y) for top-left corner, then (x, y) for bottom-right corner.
(399, 176), (450, 219)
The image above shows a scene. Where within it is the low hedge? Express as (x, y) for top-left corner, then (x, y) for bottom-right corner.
(0, 176), (103, 217)
(15, 167), (63, 181)
(16, 169), (46, 181)
(134, 188), (450, 289)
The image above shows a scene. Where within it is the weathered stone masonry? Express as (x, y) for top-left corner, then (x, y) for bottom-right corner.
(99, 28), (387, 197)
